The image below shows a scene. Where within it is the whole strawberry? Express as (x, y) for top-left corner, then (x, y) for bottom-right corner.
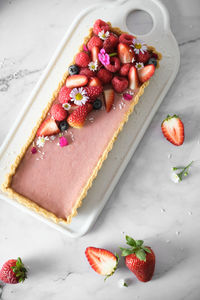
(120, 236), (155, 282)
(0, 257), (27, 284)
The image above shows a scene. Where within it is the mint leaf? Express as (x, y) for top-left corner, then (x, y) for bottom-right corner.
(135, 249), (146, 261)
(126, 235), (136, 247)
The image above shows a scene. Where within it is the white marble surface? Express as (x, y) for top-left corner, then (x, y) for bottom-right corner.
(0, 0), (200, 299)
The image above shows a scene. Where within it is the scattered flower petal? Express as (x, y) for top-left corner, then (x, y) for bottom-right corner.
(70, 87), (89, 106)
(123, 93), (133, 101)
(88, 60), (98, 71)
(131, 38), (147, 54)
(135, 62), (144, 70)
(36, 136), (49, 148)
(62, 103), (71, 111)
(98, 30), (110, 40)
(171, 171), (181, 183)
(83, 44), (88, 52)
(31, 147), (37, 154)
(98, 48), (110, 66)
(59, 136), (68, 147)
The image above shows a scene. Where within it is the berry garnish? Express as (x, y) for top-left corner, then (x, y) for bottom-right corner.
(59, 136), (68, 147)
(79, 67), (95, 78)
(120, 235), (155, 282)
(119, 63), (131, 77)
(119, 33), (135, 45)
(128, 66), (139, 90)
(147, 57), (157, 67)
(87, 36), (103, 51)
(37, 118), (60, 137)
(85, 247), (118, 280)
(97, 68), (113, 84)
(85, 86), (103, 100)
(50, 103), (68, 121)
(103, 33), (119, 53)
(31, 147), (37, 154)
(136, 51), (150, 63)
(161, 114), (184, 146)
(67, 103), (92, 128)
(93, 19), (110, 35)
(103, 87), (115, 112)
(58, 86), (72, 104)
(59, 120), (69, 132)
(105, 57), (121, 73)
(111, 76), (128, 93)
(118, 43), (135, 64)
(75, 51), (91, 68)
(88, 77), (102, 87)
(93, 99), (102, 110)
(66, 75), (88, 88)
(0, 257), (27, 284)
(137, 64), (155, 83)
(68, 64), (80, 76)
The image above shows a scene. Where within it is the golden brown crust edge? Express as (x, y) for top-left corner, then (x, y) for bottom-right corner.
(1, 22), (162, 224)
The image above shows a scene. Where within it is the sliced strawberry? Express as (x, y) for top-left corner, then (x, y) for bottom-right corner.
(103, 87), (115, 112)
(88, 77), (102, 87)
(85, 86), (103, 100)
(137, 64), (155, 83)
(66, 75), (88, 88)
(37, 118), (60, 137)
(161, 115), (184, 146)
(128, 66), (139, 90)
(67, 103), (92, 128)
(117, 43), (135, 64)
(91, 46), (100, 63)
(85, 247), (118, 278)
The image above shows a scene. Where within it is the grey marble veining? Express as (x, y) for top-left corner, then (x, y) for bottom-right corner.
(0, 0), (200, 299)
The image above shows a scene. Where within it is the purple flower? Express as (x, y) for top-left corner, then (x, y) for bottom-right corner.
(98, 49), (110, 66)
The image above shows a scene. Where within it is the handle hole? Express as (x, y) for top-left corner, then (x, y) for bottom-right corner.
(126, 10), (153, 35)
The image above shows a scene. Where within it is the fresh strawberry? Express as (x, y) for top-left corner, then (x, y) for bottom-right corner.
(91, 46), (100, 63)
(88, 77), (102, 87)
(119, 33), (135, 46)
(103, 87), (115, 112)
(105, 57), (121, 73)
(103, 33), (119, 53)
(85, 86), (103, 100)
(67, 103), (92, 128)
(58, 86), (72, 104)
(87, 36), (103, 51)
(50, 103), (67, 121)
(111, 76), (128, 93)
(97, 68), (113, 84)
(161, 114), (184, 146)
(79, 67), (95, 78)
(118, 43), (135, 64)
(128, 66), (139, 89)
(37, 118), (60, 136)
(120, 236), (155, 282)
(0, 257), (27, 284)
(137, 64), (155, 83)
(136, 51), (150, 63)
(93, 19), (110, 35)
(75, 51), (90, 68)
(119, 63), (131, 76)
(85, 247), (118, 279)
(66, 75), (88, 88)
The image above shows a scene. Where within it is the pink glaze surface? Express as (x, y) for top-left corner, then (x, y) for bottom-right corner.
(11, 90), (138, 220)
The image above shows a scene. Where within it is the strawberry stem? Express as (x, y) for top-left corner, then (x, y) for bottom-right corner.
(173, 161), (193, 181)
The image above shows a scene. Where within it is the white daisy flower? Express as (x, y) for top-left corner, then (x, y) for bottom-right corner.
(98, 30), (110, 40)
(135, 62), (144, 70)
(70, 87), (89, 106)
(131, 38), (147, 54)
(171, 171), (181, 183)
(62, 102), (71, 110)
(36, 136), (49, 148)
(88, 60), (98, 71)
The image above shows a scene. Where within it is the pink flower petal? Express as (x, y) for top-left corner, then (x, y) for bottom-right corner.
(83, 44), (88, 52)
(31, 147), (37, 154)
(123, 93), (133, 101)
(59, 136), (68, 147)
(98, 48), (110, 66)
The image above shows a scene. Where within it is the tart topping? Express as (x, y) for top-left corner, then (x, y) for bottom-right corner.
(68, 64), (80, 76)
(128, 66), (139, 90)
(97, 68), (113, 84)
(93, 19), (110, 35)
(59, 136), (68, 147)
(98, 48), (110, 66)
(84, 86), (103, 100)
(75, 51), (90, 68)
(31, 147), (37, 154)
(58, 86), (72, 104)
(88, 77), (102, 87)
(103, 87), (115, 112)
(123, 92), (133, 101)
(137, 64), (155, 83)
(147, 57), (157, 67)
(119, 33), (135, 46)
(59, 120), (69, 132)
(103, 33), (119, 53)
(117, 43), (135, 64)
(67, 103), (92, 128)
(36, 136), (49, 147)
(131, 38), (147, 54)
(112, 76), (128, 93)
(70, 87), (89, 106)
(66, 75), (88, 88)
(136, 50), (150, 64)
(37, 118), (60, 137)
(105, 57), (121, 73)
(87, 35), (103, 51)
(93, 99), (102, 110)
(98, 30), (110, 40)
(79, 67), (95, 78)
(62, 103), (71, 111)
(91, 46), (100, 63)
(88, 60), (98, 71)
(135, 62), (144, 70)
(50, 103), (68, 121)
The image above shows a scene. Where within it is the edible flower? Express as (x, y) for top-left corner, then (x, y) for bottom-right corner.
(131, 38), (147, 54)
(98, 30), (110, 40)
(135, 62), (144, 70)
(62, 103), (71, 111)
(31, 147), (37, 154)
(36, 136), (49, 148)
(171, 161), (193, 183)
(98, 48), (110, 66)
(88, 60), (98, 71)
(59, 136), (68, 147)
(70, 87), (89, 106)
(83, 44), (89, 52)
(123, 93), (133, 101)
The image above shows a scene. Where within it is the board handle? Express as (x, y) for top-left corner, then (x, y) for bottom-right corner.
(118, 0), (170, 38)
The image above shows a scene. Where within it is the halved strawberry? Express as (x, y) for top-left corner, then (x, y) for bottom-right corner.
(161, 115), (184, 146)
(91, 46), (100, 63)
(67, 103), (92, 128)
(117, 43), (135, 64)
(37, 118), (60, 137)
(128, 66), (139, 90)
(85, 247), (118, 279)
(137, 64), (155, 83)
(66, 75), (88, 88)
(103, 87), (115, 112)
(88, 77), (102, 87)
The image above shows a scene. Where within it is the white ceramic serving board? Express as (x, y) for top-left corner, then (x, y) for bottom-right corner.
(0, 0), (180, 237)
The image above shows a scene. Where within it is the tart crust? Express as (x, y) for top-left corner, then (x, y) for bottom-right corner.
(1, 22), (162, 224)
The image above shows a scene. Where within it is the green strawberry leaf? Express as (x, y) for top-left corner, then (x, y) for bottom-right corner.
(135, 249), (146, 261)
(126, 235), (136, 247)
(120, 248), (134, 257)
(142, 247), (151, 253)
(135, 240), (144, 247)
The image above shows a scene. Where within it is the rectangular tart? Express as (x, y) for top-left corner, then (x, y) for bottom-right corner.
(1, 20), (161, 224)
